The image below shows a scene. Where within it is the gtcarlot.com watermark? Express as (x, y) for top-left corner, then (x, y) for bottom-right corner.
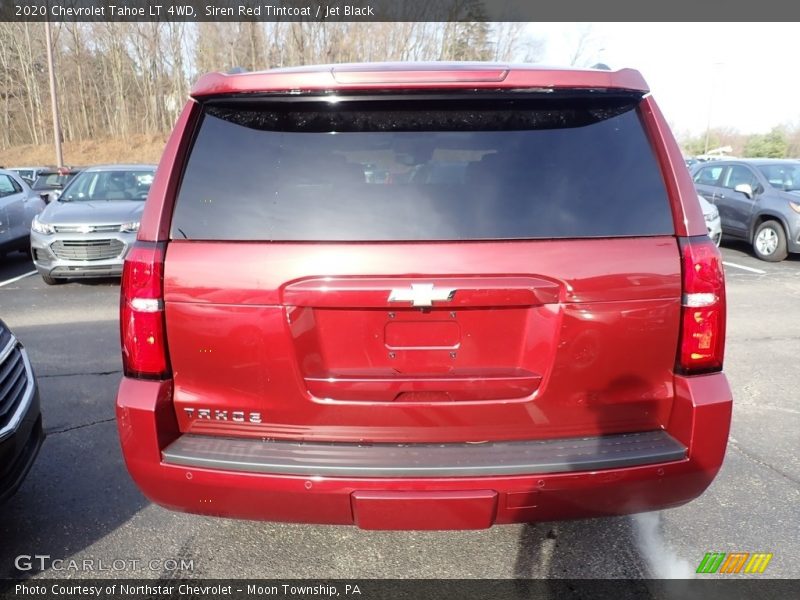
(14, 554), (195, 573)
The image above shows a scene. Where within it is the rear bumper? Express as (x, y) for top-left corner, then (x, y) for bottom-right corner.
(115, 374), (732, 529)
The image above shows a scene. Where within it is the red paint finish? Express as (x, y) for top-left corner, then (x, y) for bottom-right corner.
(190, 63), (649, 98)
(116, 63), (731, 527)
(282, 276), (562, 307)
(351, 491), (498, 530)
(115, 373), (731, 527)
(162, 237), (680, 443)
(384, 319), (461, 349)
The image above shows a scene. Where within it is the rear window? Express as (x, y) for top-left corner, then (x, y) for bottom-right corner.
(171, 94), (673, 241)
(33, 173), (72, 190)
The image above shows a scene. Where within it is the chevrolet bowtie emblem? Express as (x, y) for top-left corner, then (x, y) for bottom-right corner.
(388, 283), (456, 307)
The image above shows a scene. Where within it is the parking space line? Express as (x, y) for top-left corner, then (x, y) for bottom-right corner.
(722, 261), (766, 274)
(0, 270), (37, 288)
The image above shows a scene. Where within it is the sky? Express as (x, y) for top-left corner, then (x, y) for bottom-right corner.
(526, 23), (800, 138)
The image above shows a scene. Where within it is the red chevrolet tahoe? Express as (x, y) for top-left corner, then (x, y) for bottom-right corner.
(116, 63), (732, 529)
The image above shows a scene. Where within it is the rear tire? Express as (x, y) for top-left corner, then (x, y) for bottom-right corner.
(41, 274), (62, 285)
(753, 221), (788, 262)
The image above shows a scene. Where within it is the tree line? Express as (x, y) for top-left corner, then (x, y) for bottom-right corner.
(10, 19), (794, 159)
(680, 126), (800, 159)
(0, 20), (542, 149)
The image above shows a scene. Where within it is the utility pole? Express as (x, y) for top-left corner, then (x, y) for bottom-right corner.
(703, 62), (724, 156)
(44, 19), (64, 167)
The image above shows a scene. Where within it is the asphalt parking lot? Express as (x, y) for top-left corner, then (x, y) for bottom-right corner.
(0, 240), (798, 580)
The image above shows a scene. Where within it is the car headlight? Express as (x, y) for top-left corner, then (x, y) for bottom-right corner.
(704, 207), (719, 223)
(31, 215), (55, 235)
(119, 221), (140, 233)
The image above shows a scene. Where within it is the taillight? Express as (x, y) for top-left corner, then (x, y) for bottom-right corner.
(121, 242), (170, 379)
(677, 237), (726, 374)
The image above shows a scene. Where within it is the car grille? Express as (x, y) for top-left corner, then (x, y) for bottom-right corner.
(53, 224), (121, 233)
(0, 338), (27, 430)
(50, 239), (124, 261)
(0, 326), (11, 352)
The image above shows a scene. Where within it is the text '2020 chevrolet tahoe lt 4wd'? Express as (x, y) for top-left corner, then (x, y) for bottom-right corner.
(116, 63), (732, 530)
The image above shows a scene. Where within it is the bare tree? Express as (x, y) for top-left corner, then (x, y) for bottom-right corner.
(568, 24), (603, 67)
(0, 21), (549, 151)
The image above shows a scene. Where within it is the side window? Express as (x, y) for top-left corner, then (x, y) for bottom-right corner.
(722, 165), (757, 191)
(757, 164), (800, 190)
(693, 165), (724, 186)
(0, 175), (18, 197)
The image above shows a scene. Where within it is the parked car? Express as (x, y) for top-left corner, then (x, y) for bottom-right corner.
(10, 167), (51, 185)
(692, 158), (800, 261)
(116, 63), (731, 529)
(698, 194), (722, 246)
(31, 167), (82, 204)
(684, 157), (702, 170)
(0, 169), (46, 259)
(30, 165), (156, 284)
(0, 319), (44, 504)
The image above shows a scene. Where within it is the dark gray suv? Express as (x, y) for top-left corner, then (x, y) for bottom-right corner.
(693, 159), (800, 261)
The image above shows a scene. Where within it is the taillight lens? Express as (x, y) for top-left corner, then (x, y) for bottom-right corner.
(677, 237), (726, 374)
(121, 242), (170, 379)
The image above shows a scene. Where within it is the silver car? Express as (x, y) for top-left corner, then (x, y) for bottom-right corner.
(0, 169), (46, 259)
(30, 165), (156, 284)
(9, 166), (50, 185)
(698, 194), (722, 247)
